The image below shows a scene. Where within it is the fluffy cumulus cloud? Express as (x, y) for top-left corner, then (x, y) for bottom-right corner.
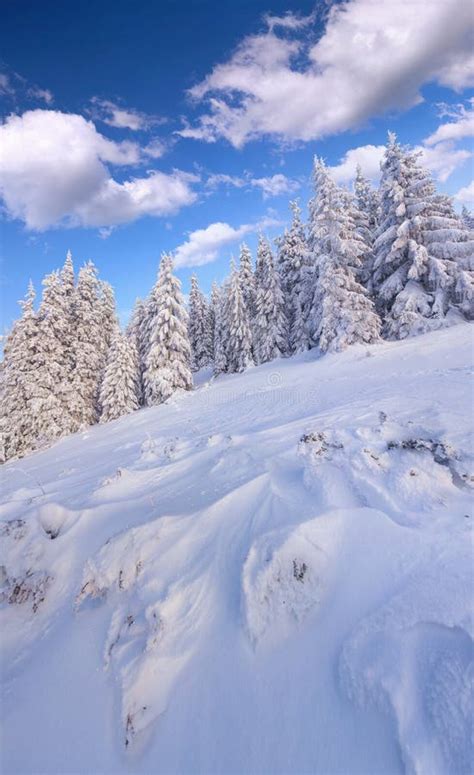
(329, 144), (385, 184)
(0, 110), (198, 230)
(173, 216), (281, 268)
(180, 0), (474, 147)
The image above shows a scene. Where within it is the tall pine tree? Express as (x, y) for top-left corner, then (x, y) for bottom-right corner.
(143, 255), (193, 404)
(72, 262), (104, 427)
(277, 201), (311, 353)
(188, 275), (213, 371)
(99, 329), (140, 422)
(225, 262), (253, 373)
(254, 241), (288, 363)
(308, 158), (381, 352)
(0, 282), (40, 460)
(373, 133), (474, 338)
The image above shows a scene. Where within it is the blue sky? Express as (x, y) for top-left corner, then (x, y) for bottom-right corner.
(1, 0), (473, 330)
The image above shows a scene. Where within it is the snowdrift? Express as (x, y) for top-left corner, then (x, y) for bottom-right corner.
(1, 325), (473, 774)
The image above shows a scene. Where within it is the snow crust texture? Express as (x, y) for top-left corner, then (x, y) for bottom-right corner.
(1, 326), (473, 774)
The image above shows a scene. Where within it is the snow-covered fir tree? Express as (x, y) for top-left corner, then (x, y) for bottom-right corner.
(99, 329), (140, 422)
(461, 205), (474, 231)
(276, 200), (311, 353)
(254, 241), (289, 364)
(72, 262), (105, 428)
(143, 255), (193, 404)
(0, 282), (40, 461)
(254, 235), (269, 291)
(61, 250), (75, 301)
(33, 269), (78, 444)
(373, 133), (474, 338)
(206, 286), (215, 364)
(126, 297), (146, 404)
(188, 275), (213, 371)
(238, 243), (256, 317)
(98, 281), (118, 362)
(308, 158), (381, 352)
(211, 282), (228, 376)
(354, 165), (380, 232)
(350, 170), (378, 289)
(225, 262), (254, 373)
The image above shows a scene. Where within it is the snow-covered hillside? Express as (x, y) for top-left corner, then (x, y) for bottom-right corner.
(1, 326), (473, 775)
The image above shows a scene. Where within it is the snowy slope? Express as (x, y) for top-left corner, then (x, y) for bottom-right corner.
(1, 325), (473, 775)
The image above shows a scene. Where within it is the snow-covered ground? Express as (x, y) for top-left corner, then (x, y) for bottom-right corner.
(1, 325), (473, 775)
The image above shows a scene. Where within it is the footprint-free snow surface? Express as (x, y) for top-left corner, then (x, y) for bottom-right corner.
(1, 326), (473, 775)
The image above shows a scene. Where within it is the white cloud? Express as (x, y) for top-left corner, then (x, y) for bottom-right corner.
(417, 141), (471, 183)
(174, 216), (282, 268)
(180, 0), (474, 147)
(0, 74), (13, 95)
(454, 181), (474, 204)
(424, 101), (474, 146)
(90, 97), (165, 131)
(205, 171), (298, 198)
(330, 102), (473, 186)
(263, 10), (316, 32)
(0, 110), (198, 230)
(143, 138), (168, 159)
(249, 173), (299, 199)
(27, 86), (54, 105)
(329, 144), (385, 184)
(206, 173), (246, 189)
(0, 71), (54, 104)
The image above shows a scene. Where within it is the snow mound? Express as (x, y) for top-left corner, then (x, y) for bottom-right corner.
(76, 515), (211, 747)
(242, 516), (340, 648)
(298, 415), (471, 525)
(340, 535), (473, 775)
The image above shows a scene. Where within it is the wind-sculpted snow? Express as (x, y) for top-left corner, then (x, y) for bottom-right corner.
(340, 536), (473, 775)
(242, 520), (329, 648)
(76, 516), (212, 747)
(0, 326), (472, 774)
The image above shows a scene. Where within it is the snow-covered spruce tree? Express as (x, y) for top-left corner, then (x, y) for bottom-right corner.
(238, 243), (256, 317)
(354, 165), (380, 233)
(188, 275), (213, 371)
(350, 169), (378, 289)
(225, 261), (253, 373)
(72, 262), (105, 428)
(461, 205), (474, 231)
(99, 329), (140, 422)
(211, 282), (228, 376)
(33, 269), (78, 444)
(59, 249), (77, 365)
(254, 240), (289, 364)
(0, 282), (40, 461)
(308, 158), (381, 353)
(126, 297), (146, 404)
(61, 249), (75, 301)
(143, 254), (193, 405)
(98, 281), (118, 361)
(139, 278), (161, 371)
(276, 200), (311, 353)
(205, 287), (215, 363)
(373, 133), (474, 338)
